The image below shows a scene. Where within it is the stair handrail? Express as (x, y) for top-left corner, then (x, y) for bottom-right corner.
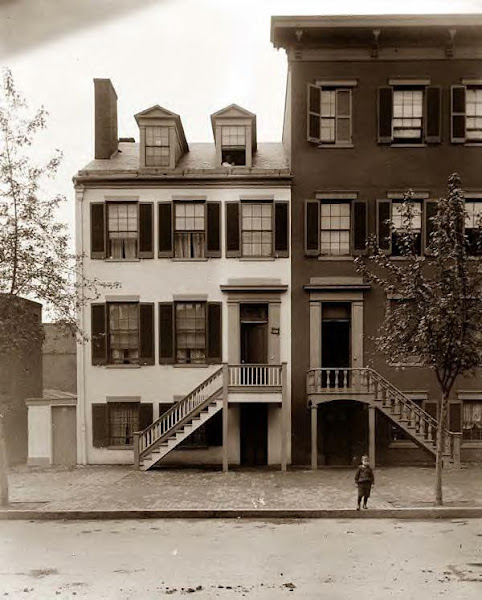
(135, 366), (224, 460)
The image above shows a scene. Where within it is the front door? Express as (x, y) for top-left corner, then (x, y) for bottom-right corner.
(321, 303), (351, 387)
(240, 304), (268, 364)
(240, 403), (268, 466)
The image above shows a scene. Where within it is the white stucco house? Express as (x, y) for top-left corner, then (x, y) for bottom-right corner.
(71, 79), (291, 470)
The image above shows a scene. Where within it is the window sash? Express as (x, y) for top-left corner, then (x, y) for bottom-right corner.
(241, 203), (273, 257)
(175, 302), (206, 363)
(466, 88), (482, 140)
(107, 203), (138, 259)
(463, 401), (482, 440)
(108, 403), (139, 446)
(393, 89), (424, 140)
(221, 126), (246, 147)
(320, 202), (351, 255)
(318, 87), (351, 144)
(108, 303), (139, 364)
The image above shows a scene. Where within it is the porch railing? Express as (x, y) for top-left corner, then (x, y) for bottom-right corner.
(228, 364), (283, 387)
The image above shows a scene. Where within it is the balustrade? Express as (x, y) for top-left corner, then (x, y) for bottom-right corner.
(228, 364), (283, 387)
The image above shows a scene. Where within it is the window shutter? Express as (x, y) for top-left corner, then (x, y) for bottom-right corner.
(274, 201), (289, 257)
(159, 403), (171, 418)
(377, 200), (392, 253)
(206, 202), (221, 257)
(92, 404), (108, 447)
(225, 202), (241, 257)
(305, 200), (320, 256)
(451, 85), (466, 143)
(158, 202), (173, 257)
(138, 203), (154, 258)
(378, 87), (393, 143)
(139, 303), (155, 365)
(159, 302), (175, 363)
(307, 84), (321, 143)
(91, 203), (106, 259)
(425, 86), (442, 143)
(424, 200), (438, 254)
(353, 200), (367, 254)
(139, 403), (153, 431)
(449, 403), (462, 433)
(207, 302), (222, 363)
(91, 303), (107, 365)
(335, 89), (352, 144)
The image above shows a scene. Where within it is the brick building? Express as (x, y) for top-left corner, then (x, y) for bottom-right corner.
(271, 14), (482, 467)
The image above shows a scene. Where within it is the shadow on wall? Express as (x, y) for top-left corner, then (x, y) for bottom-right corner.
(0, 0), (165, 58)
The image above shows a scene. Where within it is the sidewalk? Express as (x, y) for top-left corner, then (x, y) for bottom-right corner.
(2, 464), (482, 520)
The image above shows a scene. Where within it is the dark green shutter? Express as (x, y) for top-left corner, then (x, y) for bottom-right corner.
(159, 303), (175, 363)
(91, 203), (106, 259)
(449, 403), (462, 433)
(307, 84), (321, 142)
(305, 200), (320, 256)
(139, 303), (155, 365)
(425, 86), (442, 144)
(226, 202), (241, 257)
(377, 200), (392, 253)
(378, 87), (393, 143)
(138, 203), (154, 258)
(158, 202), (173, 257)
(139, 403), (153, 431)
(424, 200), (438, 254)
(206, 202), (221, 257)
(353, 200), (367, 254)
(274, 201), (289, 257)
(91, 304), (107, 365)
(207, 302), (222, 363)
(451, 85), (466, 143)
(92, 404), (108, 447)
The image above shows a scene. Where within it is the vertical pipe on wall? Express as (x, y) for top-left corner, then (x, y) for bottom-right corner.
(222, 363), (229, 472)
(311, 404), (318, 469)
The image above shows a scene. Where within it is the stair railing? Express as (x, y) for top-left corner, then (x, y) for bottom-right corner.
(134, 366), (224, 466)
(306, 367), (460, 464)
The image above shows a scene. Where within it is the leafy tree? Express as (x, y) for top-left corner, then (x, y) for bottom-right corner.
(0, 68), (116, 505)
(355, 174), (482, 505)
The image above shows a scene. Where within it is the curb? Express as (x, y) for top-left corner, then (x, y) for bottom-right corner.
(1, 508), (482, 521)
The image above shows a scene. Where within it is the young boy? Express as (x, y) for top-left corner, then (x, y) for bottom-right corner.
(355, 455), (375, 510)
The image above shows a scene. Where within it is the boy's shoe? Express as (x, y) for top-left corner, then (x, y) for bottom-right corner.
(363, 505), (368, 509)
(356, 505), (361, 511)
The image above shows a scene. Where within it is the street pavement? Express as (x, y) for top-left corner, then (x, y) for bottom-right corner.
(5, 464), (482, 513)
(1, 518), (481, 598)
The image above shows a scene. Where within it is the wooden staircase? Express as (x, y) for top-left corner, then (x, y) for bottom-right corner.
(306, 368), (462, 466)
(134, 367), (224, 471)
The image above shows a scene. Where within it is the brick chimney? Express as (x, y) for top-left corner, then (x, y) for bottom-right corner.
(94, 78), (118, 159)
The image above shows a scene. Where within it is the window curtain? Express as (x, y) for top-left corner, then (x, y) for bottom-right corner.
(463, 402), (482, 429)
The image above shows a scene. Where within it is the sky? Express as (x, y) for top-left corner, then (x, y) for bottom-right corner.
(2, 0), (482, 237)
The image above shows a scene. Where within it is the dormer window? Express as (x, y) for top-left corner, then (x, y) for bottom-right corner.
(145, 126), (170, 167)
(221, 126), (246, 166)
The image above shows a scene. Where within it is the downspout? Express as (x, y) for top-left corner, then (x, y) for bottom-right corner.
(75, 184), (87, 465)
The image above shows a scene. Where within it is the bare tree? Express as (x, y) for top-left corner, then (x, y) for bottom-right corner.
(355, 174), (482, 505)
(0, 68), (116, 505)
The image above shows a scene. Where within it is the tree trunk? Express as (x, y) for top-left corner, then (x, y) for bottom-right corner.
(435, 390), (449, 506)
(0, 415), (9, 506)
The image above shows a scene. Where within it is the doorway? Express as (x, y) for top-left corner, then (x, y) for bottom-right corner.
(52, 405), (77, 466)
(240, 304), (268, 364)
(240, 403), (268, 466)
(319, 401), (367, 466)
(321, 303), (351, 387)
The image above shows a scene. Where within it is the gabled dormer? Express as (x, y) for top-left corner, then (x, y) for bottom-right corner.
(135, 105), (188, 169)
(211, 104), (257, 167)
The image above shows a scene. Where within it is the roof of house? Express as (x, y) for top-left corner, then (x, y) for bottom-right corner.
(76, 141), (289, 178)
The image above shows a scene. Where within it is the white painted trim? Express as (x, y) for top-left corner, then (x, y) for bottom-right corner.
(316, 192), (358, 200)
(172, 294), (208, 301)
(315, 79), (358, 87)
(239, 194), (274, 201)
(104, 195), (139, 202)
(228, 392), (281, 403)
(462, 79), (482, 85)
(465, 192), (482, 199)
(387, 191), (429, 199)
(106, 396), (141, 403)
(105, 295), (140, 302)
(457, 391), (482, 400)
(171, 194), (207, 201)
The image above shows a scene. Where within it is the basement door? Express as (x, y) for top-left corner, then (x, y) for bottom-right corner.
(240, 403), (268, 466)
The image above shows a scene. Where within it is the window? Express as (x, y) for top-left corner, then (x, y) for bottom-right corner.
(466, 88), (482, 141)
(145, 126), (170, 167)
(174, 202), (205, 258)
(175, 302), (206, 364)
(463, 401), (482, 441)
(107, 203), (138, 259)
(392, 89), (423, 142)
(320, 202), (351, 256)
(308, 85), (352, 145)
(452, 85), (482, 143)
(391, 201), (422, 256)
(465, 200), (482, 255)
(108, 303), (139, 365)
(221, 126), (246, 165)
(241, 203), (273, 257)
(108, 402), (139, 446)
